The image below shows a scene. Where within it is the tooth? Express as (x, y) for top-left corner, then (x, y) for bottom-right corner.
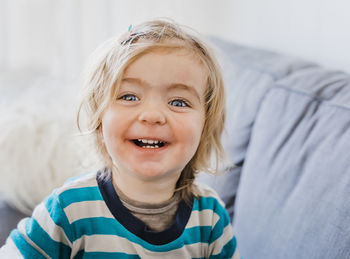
(155, 145), (159, 148)
(147, 140), (154, 144)
(154, 140), (159, 144)
(141, 139), (147, 143)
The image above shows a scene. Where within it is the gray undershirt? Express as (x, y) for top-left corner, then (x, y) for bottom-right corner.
(114, 186), (181, 232)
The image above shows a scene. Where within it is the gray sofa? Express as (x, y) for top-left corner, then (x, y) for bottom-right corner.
(200, 38), (350, 258)
(0, 197), (27, 246)
(1, 38), (350, 258)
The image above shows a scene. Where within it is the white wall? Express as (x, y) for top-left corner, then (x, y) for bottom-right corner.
(1, 0), (350, 78)
(0, 0), (233, 80)
(227, 0), (350, 73)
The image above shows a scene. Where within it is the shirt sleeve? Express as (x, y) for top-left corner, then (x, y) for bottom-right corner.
(208, 199), (241, 259)
(0, 192), (73, 259)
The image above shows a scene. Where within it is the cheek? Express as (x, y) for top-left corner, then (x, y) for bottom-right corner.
(101, 110), (122, 153)
(181, 115), (205, 151)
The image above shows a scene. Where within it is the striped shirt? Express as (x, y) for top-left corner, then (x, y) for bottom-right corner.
(1, 171), (240, 258)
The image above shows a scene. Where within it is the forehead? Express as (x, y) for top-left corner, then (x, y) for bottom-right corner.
(122, 48), (208, 96)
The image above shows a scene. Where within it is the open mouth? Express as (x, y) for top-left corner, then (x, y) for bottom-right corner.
(132, 139), (166, 149)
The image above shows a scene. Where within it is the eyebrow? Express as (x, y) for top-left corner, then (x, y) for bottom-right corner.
(122, 77), (202, 102)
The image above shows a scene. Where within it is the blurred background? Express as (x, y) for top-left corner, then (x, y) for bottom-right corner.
(0, 0), (350, 227)
(1, 0), (350, 79)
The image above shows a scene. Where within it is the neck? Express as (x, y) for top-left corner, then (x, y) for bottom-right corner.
(111, 167), (179, 204)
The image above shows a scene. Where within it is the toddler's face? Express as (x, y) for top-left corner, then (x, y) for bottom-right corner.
(101, 49), (207, 182)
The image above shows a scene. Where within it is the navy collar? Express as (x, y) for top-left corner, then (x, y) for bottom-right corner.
(96, 170), (193, 245)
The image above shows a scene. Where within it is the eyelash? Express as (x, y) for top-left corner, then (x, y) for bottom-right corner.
(168, 99), (190, 107)
(118, 94), (190, 108)
(119, 94), (139, 101)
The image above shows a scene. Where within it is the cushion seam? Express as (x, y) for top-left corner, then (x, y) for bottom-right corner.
(270, 84), (350, 112)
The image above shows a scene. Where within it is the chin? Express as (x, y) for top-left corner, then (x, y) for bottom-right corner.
(132, 166), (180, 181)
(132, 167), (164, 178)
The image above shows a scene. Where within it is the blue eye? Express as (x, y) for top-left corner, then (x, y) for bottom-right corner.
(169, 99), (189, 107)
(120, 94), (139, 101)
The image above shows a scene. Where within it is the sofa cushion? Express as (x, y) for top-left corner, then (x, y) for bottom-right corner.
(235, 84), (350, 259)
(210, 38), (315, 166)
(204, 38), (350, 258)
(199, 38), (315, 219)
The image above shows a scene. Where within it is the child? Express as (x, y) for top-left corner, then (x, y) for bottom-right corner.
(1, 19), (240, 258)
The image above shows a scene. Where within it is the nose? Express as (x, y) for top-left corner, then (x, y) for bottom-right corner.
(138, 105), (166, 125)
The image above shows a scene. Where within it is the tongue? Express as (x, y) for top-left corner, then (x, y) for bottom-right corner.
(133, 140), (156, 147)
(140, 142), (156, 147)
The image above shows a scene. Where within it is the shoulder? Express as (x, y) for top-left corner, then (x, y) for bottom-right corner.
(61, 171), (98, 190)
(49, 171), (102, 208)
(189, 182), (231, 228)
(193, 181), (226, 208)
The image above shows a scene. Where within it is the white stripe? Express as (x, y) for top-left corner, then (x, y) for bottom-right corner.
(232, 249), (241, 259)
(56, 173), (97, 196)
(63, 200), (114, 224)
(64, 172), (96, 184)
(32, 202), (71, 246)
(71, 234), (207, 258)
(208, 224), (234, 255)
(0, 236), (24, 259)
(186, 209), (220, 228)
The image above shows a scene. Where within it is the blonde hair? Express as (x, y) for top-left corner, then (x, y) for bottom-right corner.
(77, 18), (226, 202)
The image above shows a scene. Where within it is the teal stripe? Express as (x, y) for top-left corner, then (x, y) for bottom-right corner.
(45, 194), (74, 243)
(182, 225), (212, 243)
(208, 210), (231, 244)
(209, 237), (236, 259)
(71, 217), (214, 252)
(10, 229), (46, 259)
(193, 196), (226, 215)
(72, 217), (122, 239)
(75, 251), (140, 258)
(192, 198), (199, 210)
(25, 217), (71, 259)
(58, 186), (103, 208)
(193, 196), (232, 244)
(73, 250), (84, 259)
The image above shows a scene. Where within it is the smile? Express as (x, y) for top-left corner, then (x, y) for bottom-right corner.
(132, 139), (166, 148)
